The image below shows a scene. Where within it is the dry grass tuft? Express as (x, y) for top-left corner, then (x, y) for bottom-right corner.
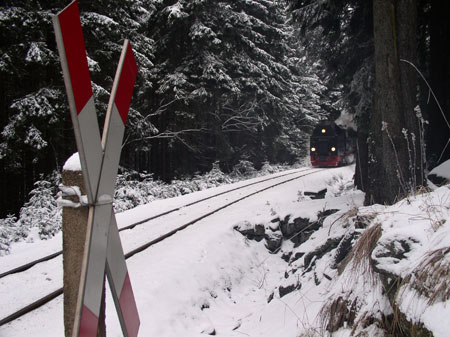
(319, 295), (388, 335)
(296, 327), (325, 337)
(350, 310), (391, 337)
(338, 223), (382, 277)
(319, 224), (384, 334)
(320, 295), (359, 333)
(402, 246), (450, 305)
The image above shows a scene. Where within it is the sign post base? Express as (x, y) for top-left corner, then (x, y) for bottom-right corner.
(62, 169), (106, 337)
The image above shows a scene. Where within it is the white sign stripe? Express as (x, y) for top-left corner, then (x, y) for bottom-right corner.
(106, 217), (139, 337)
(107, 217), (128, 293)
(97, 103), (125, 199)
(77, 98), (103, 202)
(81, 204), (111, 314)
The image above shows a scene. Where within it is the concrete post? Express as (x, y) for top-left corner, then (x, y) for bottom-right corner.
(61, 169), (106, 337)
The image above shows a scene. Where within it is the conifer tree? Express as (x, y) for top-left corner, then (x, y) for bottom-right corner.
(146, 0), (326, 178)
(0, 0), (155, 216)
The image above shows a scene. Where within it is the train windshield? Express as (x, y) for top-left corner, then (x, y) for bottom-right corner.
(312, 122), (341, 137)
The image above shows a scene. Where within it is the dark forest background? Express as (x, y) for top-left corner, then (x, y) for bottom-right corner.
(1, 0), (449, 217)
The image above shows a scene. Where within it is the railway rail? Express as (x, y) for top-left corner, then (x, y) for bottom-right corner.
(0, 167), (323, 327)
(0, 167), (311, 280)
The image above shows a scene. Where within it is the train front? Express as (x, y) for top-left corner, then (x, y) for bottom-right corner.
(310, 122), (342, 167)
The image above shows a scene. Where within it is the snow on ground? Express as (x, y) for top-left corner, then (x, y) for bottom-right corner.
(429, 158), (450, 180)
(428, 158), (450, 188)
(0, 166), (354, 337)
(314, 172), (450, 336)
(372, 185), (450, 337)
(1, 163), (449, 337)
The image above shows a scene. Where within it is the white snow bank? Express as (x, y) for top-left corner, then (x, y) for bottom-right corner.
(2, 164), (449, 337)
(371, 185), (450, 336)
(0, 165), (354, 337)
(372, 185), (450, 277)
(429, 158), (450, 180)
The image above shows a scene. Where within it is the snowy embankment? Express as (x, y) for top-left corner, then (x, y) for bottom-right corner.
(233, 162), (450, 337)
(1, 162), (449, 337)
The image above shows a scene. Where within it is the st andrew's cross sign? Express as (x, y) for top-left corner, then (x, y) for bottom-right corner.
(53, 1), (140, 336)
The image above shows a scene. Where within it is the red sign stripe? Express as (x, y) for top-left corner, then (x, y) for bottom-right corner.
(119, 273), (140, 337)
(58, 0), (92, 114)
(115, 44), (138, 125)
(78, 305), (99, 337)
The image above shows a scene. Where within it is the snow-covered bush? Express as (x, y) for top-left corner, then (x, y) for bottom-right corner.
(325, 173), (354, 198)
(259, 161), (276, 175)
(191, 162), (233, 190)
(231, 160), (257, 178)
(114, 170), (158, 212)
(0, 215), (20, 256)
(17, 172), (61, 240)
(113, 162), (234, 212)
(0, 172), (61, 255)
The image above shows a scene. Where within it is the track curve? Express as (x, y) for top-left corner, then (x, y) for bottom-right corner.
(0, 167), (323, 327)
(0, 167), (312, 280)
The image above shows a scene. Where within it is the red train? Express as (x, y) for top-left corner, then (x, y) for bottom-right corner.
(310, 121), (356, 167)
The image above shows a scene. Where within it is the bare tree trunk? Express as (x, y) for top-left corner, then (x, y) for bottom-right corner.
(366, 0), (420, 205)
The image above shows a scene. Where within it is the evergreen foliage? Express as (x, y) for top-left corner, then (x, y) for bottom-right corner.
(287, 0), (374, 128)
(0, 1), (156, 216)
(145, 0), (327, 179)
(1, 0), (328, 216)
(0, 4), (71, 216)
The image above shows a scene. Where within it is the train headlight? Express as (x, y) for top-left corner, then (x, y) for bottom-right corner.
(331, 146), (336, 152)
(311, 147), (316, 152)
(321, 128), (326, 134)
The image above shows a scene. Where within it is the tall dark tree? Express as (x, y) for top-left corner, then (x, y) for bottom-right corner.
(0, 3), (70, 217)
(287, 0), (448, 204)
(366, 0), (422, 204)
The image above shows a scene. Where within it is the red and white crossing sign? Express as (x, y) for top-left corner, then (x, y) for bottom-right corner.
(53, 0), (102, 204)
(53, 1), (140, 337)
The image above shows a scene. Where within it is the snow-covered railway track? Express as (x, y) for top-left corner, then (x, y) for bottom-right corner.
(0, 167), (312, 280)
(0, 167), (323, 327)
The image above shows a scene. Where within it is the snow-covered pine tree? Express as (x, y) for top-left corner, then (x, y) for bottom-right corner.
(1, 0), (330, 217)
(76, 0), (158, 170)
(287, 0), (374, 190)
(0, 3), (70, 216)
(288, 0), (374, 126)
(0, 0), (157, 216)
(146, 0), (327, 179)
